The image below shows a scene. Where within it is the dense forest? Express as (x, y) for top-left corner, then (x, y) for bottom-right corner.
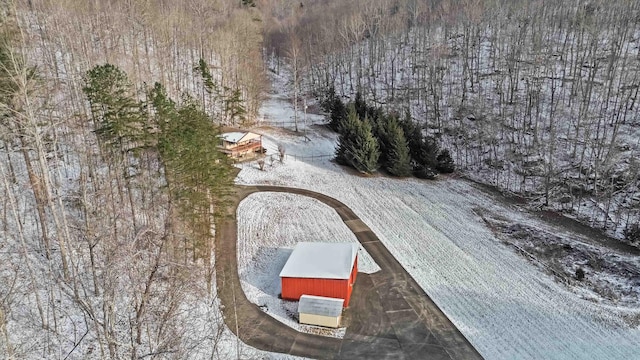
(0, 0), (261, 358)
(268, 0), (640, 243)
(2, 0), (640, 358)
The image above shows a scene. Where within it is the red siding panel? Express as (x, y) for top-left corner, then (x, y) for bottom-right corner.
(281, 277), (348, 304)
(281, 255), (359, 307)
(346, 256), (358, 305)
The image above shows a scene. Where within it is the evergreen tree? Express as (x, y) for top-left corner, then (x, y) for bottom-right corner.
(344, 115), (380, 174)
(195, 58), (216, 95)
(399, 110), (424, 161)
(335, 105), (380, 173)
(397, 111), (442, 178)
(149, 86), (234, 251)
(147, 81), (178, 150)
(436, 149), (455, 173)
(369, 114), (388, 165)
(194, 58), (246, 125)
(354, 90), (367, 120)
(148, 82), (178, 124)
(148, 82), (236, 208)
(372, 114), (400, 170)
(194, 58), (220, 116)
(417, 136), (440, 169)
(83, 64), (144, 149)
(328, 90), (347, 131)
(366, 105), (384, 124)
(410, 136), (439, 178)
(335, 105), (360, 165)
(385, 122), (412, 177)
(320, 85), (337, 113)
(224, 88), (246, 125)
(335, 104), (445, 178)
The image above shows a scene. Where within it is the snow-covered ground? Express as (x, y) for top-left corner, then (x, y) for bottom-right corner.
(305, 20), (640, 241)
(256, 66), (326, 133)
(237, 86), (640, 359)
(237, 192), (380, 338)
(178, 260), (307, 360)
(480, 211), (640, 309)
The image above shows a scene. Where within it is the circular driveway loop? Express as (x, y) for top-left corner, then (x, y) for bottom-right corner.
(215, 185), (483, 360)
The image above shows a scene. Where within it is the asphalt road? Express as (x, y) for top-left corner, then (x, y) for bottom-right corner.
(215, 185), (483, 359)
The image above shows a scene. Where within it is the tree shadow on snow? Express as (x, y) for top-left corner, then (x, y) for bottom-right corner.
(244, 247), (293, 297)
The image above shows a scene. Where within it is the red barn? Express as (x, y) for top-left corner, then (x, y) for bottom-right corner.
(279, 242), (359, 307)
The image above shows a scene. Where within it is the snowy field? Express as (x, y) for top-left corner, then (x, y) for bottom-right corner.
(237, 192), (380, 338)
(236, 111), (640, 359)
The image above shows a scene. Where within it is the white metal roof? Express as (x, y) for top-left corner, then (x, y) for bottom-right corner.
(279, 242), (358, 279)
(221, 131), (261, 144)
(241, 132), (261, 141)
(298, 295), (344, 317)
(221, 132), (245, 143)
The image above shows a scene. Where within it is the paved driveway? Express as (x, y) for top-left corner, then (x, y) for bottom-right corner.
(215, 185), (483, 359)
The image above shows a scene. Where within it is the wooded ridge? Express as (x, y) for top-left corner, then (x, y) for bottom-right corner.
(275, 0), (640, 244)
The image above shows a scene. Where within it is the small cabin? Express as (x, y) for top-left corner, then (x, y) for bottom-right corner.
(218, 131), (264, 159)
(279, 242), (358, 307)
(298, 295), (344, 328)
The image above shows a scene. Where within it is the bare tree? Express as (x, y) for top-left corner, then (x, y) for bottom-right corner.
(278, 143), (286, 163)
(285, 18), (303, 132)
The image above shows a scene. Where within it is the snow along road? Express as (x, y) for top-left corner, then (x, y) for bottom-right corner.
(215, 184), (482, 359)
(237, 191), (381, 339)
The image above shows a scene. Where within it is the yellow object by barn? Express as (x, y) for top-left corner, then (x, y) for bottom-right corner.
(298, 295), (344, 329)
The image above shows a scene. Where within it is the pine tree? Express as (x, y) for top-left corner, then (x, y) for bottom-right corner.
(148, 82), (179, 154)
(195, 58), (216, 94)
(194, 58), (220, 116)
(436, 149), (455, 173)
(354, 90), (367, 119)
(370, 114), (389, 166)
(410, 137), (438, 179)
(417, 136), (440, 169)
(225, 88), (246, 125)
(335, 106), (360, 165)
(149, 88), (234, 256)
(386, 122), (412, 177)
(370, 114), (389, 168)
(321, 85), (337, 113)
(328, 91), (347, 131)
(148, 82), (178, 125)
(344, 115), (380, 174)
(399, 110), (424, 161)
(83, 64), (144, 150)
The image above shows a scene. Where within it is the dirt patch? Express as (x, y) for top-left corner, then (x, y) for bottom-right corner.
(466, 177), (640, 255)
(476, 207), (640, 313)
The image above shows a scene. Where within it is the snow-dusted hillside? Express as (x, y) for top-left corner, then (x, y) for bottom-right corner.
(0, 2), (288, 359)
(300, 1), (640, 242)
